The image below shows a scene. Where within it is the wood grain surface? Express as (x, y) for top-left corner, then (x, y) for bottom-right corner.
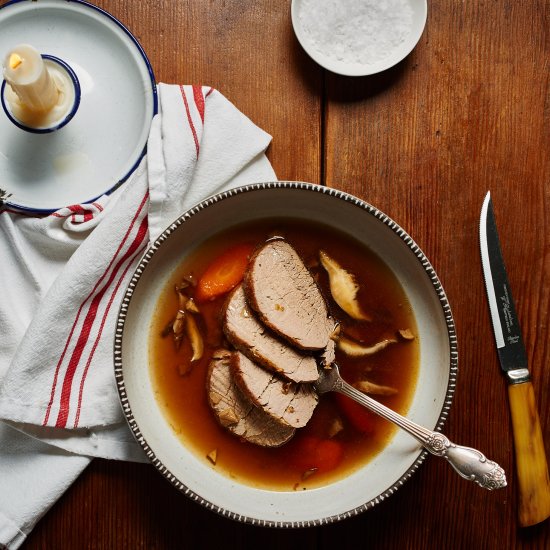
(2, 0), (549, 548)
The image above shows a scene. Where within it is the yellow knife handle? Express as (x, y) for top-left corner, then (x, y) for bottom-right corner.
(508, 381), (550, 527)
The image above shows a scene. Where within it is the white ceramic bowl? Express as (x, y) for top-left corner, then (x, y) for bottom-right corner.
(115, 182), (457, 526)
(291, 0), (427, 76)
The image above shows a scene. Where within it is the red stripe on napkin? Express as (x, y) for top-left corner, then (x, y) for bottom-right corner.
(193, 85), (205, 123)
(50, 204), (96, 223)
(72, 215), (148, 428)
(180, 85), (200, 158)
(43, 191), (149, 427)
(55, 213), (148, 428)
(69, 204), (95, 223)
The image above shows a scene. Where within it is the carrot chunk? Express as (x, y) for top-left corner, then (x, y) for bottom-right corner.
(335, 393), (375, 434)
(195, 243), (255, 302)
(290, 435), (344, 474)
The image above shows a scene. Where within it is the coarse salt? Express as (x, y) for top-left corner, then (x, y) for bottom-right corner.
(298, 0), (414, 66)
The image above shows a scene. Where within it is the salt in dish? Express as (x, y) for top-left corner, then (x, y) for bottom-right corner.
(291, 0), (428, 76)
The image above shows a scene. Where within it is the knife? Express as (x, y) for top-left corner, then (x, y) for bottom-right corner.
(480, 191), (550, 526)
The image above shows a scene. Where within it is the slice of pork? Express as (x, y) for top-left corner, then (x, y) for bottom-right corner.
(231, 351), (318, 428)
(244, 238), (337, 351)
(207, 350), (295, 447)
(223, 285), (319, 383)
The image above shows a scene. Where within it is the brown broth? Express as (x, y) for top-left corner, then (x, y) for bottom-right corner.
(149, 219), (419, 490)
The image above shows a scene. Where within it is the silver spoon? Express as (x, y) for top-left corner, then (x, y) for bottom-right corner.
(315, 364), (507, 490)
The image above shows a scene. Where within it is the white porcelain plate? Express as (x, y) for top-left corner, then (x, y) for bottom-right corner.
(0, 0), (157, 212)
(115, 182), (458, 526)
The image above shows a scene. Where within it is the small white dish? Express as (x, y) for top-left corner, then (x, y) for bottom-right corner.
(291, 0), (427, 77)
(0, 0), (157, 213)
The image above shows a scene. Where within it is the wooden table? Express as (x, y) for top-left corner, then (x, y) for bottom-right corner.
(9, 0), (549, 548)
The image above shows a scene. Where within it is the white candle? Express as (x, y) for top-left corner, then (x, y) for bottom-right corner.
(3, 44), (59, 112)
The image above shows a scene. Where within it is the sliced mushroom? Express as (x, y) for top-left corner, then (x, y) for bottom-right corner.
(172, 284), (190, 348)
(319, 251), (371, 321)
(353, 380), (398, 396)
(172, 282), (205, 360)
(207, 449), (218, 464)
(185, 314), (204, 362)
(180, 274), (197, 287)
(337, 335), (397, 357)
(172, 309), (186, 348)
(398, 328), (415, 341)
(327, 416), (344, 438)
(185, 297), (200, 314)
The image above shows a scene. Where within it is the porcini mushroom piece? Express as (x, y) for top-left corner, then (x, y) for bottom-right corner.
(207, 449), (218, 464)
(185, 297), (200, 314)
(175, 281), (190, 292)
(398, 328), (415, 341)
(327, 416), (344, 438)
(354, 380), (398, 396)
(185, 314), (204, 362)
(319, 250), (371, 321)
(337, 335), (397, 357)
(172, 283), (190, 348)
(172, 309), (186, 349)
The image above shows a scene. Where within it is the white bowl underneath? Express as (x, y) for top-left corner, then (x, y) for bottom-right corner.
(115, 182), (457, 526)
(291, 0), (427, 76)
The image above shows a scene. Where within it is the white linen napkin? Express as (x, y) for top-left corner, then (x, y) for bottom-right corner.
(0, 84), (276, 549)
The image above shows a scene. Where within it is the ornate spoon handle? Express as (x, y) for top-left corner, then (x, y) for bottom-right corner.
(328, 370), (507, 490)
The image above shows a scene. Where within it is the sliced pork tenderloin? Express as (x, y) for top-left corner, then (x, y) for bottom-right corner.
(206, 349), (295, 447)
(223, 285), (319, 383)
(231, 351), (318, 428)
(244, 238), (338, 351)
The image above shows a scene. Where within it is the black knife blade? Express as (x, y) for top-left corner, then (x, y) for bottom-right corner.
(479, 192), (529, 382)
